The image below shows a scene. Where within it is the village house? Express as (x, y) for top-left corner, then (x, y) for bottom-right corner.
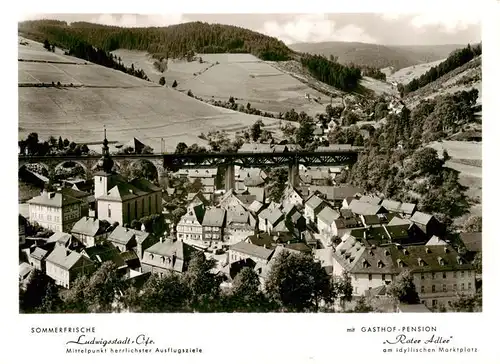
(202, 208), (226, 247)
(107, 226), (154, 260)
(459, 232), (482, 262)
(229, 241), (275, 266)
(28, 190), (88, 233)
(224, 209), (257, 245)
(141, 238), (195, 277)
(281, 184), (304, 210)
(359, 195), (383, 205)
(187, 168), (218, 193)
(71, 216), (110, 247)
(258, 205), (286, 234)
(410, 211), (444, 238)
(177, 199), (206, 247)
(93, 137), (162, 226)
(317, 205), (341, 237)
(304, 194), (329, 224)
(381, 199), (417, 217)
(349, 200), (388, 216)
(310, 185), (363, 208)
(83, 241), (128, 273)
(45, 245), (95, 288)
(46, 231), (73, 249)
(28, 247), (49, 272)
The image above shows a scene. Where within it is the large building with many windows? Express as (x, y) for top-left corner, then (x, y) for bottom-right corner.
(332, 235), (476, 310)
(27, 190), (88, 233)
(93, 134), (162, 226)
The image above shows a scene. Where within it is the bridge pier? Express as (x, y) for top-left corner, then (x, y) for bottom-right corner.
(224, 164), (235, 191)
(288, 163), (299, 187)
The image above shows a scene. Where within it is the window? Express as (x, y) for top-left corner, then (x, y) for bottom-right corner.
(461, 283), (465, 291)
(468, 270), (472, 277)
(368, 274), (372, 281)
(453, 283), (457, 291)
(432, 285), (436, 293)
(468, 282), (472, 290)
(432, 300), (437, 307)
(443, 284), (447, 292)
(453, 271), (457, 278)
(461, 271), (464, 278)
(432, 273), (435, 279)
(108, 204), (111, 218)
(443, 272), (446, 279)
(421, 273), (425, 280)
(382, 274), (386, 281)
(421, 286), (425, 293)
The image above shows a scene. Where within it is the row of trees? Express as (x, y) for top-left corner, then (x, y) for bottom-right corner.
(400, 43), (482, 95)
(19, 20), (293, 62)
(301, 54), (362, 92)
(19, 133), (90, 157)
(21, 250), (354, 313)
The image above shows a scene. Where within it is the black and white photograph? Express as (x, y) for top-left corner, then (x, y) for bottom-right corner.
(16, 12), (484, 315)
(5, 4), (500, 363)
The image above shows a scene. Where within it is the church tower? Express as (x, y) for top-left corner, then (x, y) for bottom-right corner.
(94, 128), (115, 199)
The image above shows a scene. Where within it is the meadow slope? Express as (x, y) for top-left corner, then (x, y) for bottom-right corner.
(18, 39), (281, 152)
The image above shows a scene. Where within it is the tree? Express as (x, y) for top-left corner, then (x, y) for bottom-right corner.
(63, 138), (70, 148)
(172, 80), (178, 88)
(43, 39), (51, 50)
(463, 216), (482, 232)
(183, 251), (223, 312)
(267, 168), (288, 203)
(449, 293), (478, 312)
(81, 144), (89, 154)
(84, 262), (124, 313)
(442, 149), (451, 162)
(58, 136), (64, 150)
(228, 267), (275, 312)
(387, 270), (420, 304)
(175, 142), (188, 154)
(48, 136), (57, 147)
(187, 89), (194, 97)
(351, 296), (373, 313)
(171, 207), (187, 226)
(265, 251), (336, 312)
(19, 270), (53, 313)
(333, 272), (353, 310)
(69, 141), (77, 150)
(472, 252), (482, 274)
(295, 120), (315, 149)
(250, 119), (264, 142)
(159, 76), (166, 86)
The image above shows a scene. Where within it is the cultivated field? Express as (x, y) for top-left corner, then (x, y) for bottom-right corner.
(18, 42), (282, 152)
(112, 51), (339, 116)
(18, 36), (87, 64)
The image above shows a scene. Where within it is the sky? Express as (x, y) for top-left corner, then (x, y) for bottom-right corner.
(20, 13), (481, 46)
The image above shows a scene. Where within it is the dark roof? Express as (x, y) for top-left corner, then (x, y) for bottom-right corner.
(460, 232), (482, 252)
(202, 208), (226, 227)
(285, 243), (312, 253)
(363, 215), (383, 226)
(310, 185), (363, 201)
(84, 242), (127, 268)
(340, 209), (354, 219)
(246, 233), (275, 248)
(384, 225), (409, 240)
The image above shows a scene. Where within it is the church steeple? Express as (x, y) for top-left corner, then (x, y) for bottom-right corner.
(97, 126), (114, 174)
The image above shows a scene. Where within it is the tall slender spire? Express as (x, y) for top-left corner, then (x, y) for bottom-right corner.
(97, 126), (113, 173)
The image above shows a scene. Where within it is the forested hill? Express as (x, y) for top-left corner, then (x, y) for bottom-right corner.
(18, 20), (293, 61)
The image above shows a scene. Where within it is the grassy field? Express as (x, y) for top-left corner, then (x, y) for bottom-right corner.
(112, 50), (336, 116)
(18, 41), (282, 152)
(384, 59), (445, 84)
